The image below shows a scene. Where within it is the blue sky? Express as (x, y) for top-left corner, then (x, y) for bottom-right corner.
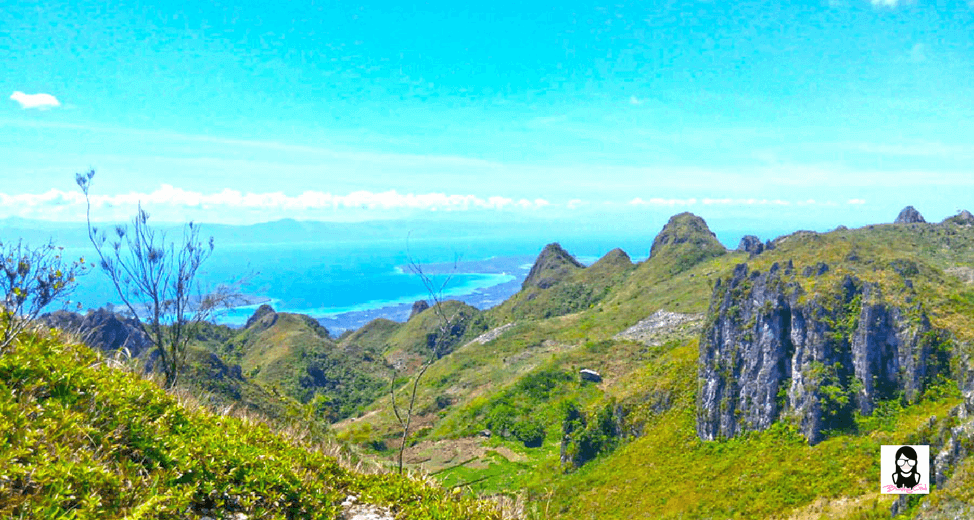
(3, 0), (973, 231)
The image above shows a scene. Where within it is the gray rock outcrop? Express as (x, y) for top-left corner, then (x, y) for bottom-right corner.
(697, 263), (950, 444)
(942, 209), (974, 226)
(245, 304), (277, 329)
(737, 235), (764, 256)
(40, 308), (152, 359)
(613, 310), (703, 346)
(408, 300), (429, 320)
(895, 206), (926, 224)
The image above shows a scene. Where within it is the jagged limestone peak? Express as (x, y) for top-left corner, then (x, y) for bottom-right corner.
(245, 303), (277, 329)
(650, 212), (724, 257)
(522, 242), (585, 290)
(894, 206), (926, 224)
(737, 235), (764, 256)
(408, 300), (430, 320)
(942, 209), (974, 226)
(590, 248), (632, 270)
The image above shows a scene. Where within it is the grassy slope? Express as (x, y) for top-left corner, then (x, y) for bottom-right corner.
(204, 311), (391, 421)
(337, 221), (738, 481)
(489, 248), (635, 323)
(378, 300), (487, 371)
(0, 329), (500, 519)
(537, 221), (974, 519)
(337, 218), (974, 519)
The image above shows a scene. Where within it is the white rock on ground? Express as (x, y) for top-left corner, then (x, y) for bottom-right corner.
(342, 505), (395, 520)
(466, 322), (515, 346)
(613, 310), (703, 345)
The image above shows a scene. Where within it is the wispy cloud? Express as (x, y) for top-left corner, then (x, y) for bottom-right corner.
(0, 119), (498, 170)
(870, 0), (909, 7)
(0, 186), (553, 221)
(628, 197), (855, 207)
(629, 197), (698, 206)
(9, 91), (61, 110)
(842, 141), (974, 158)
(909, 43), (927, 63)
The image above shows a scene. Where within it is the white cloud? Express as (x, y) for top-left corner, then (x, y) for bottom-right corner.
(9, 91), (61, 110)
(629, 197), (698, 206)
(848, 199), (867, 205)
(702, 198), (793, 206)
(0, 186), (553, 221)
(628, 197), (804, 207)
(627, 197), (858, 208)
(629, 96), (643, 105)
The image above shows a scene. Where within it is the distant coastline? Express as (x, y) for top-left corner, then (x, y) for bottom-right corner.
(317, 270), (525, 333)
(219, 255), (535, 333)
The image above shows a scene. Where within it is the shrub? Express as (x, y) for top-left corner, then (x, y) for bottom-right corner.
(0, 239), (87, 351)
(512, 419), (546, 448)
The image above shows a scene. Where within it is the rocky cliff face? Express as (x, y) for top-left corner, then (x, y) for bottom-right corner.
(697, 262), (951, 444)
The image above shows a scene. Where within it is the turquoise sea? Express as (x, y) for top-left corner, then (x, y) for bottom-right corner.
(58, 234), (657, 329)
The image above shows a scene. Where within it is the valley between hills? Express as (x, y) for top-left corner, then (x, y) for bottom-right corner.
(7, 206), (974, 519)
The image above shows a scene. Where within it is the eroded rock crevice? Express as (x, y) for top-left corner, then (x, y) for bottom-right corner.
(697, 262), (952, 444)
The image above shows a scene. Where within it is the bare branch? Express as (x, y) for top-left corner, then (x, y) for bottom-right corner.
(390, 238), (465, 474)
(76, 170), (240, 388)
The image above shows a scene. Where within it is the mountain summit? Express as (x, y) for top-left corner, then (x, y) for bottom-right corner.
(943, 209), (974, 226)
(894, 205), (926, 224)
(650, 212), (725, 258)
(647, 213), (726, 276)
(522, 242), (585, 290)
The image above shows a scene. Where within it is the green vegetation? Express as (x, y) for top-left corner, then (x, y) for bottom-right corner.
(648, 212), (728, 276)
(333, 216), (974, 519)
(0, 238), (88, 351)
(493, 248), (635, 322)
(77, 169), (240, 389)
(191, 310), (390, 422)
(0, 327), (499, 519)
(9, 211), (974, 519)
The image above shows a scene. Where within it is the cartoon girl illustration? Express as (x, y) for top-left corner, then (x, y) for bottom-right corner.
(892, 446), (920, 489)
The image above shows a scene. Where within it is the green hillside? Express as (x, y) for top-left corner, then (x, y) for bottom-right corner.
(196, 307), (391, 421)
(13, 209), (974, 519)
(0, 327), (500, 519)
(331, 211), (974, 520)
(491, 246), (635, 322)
